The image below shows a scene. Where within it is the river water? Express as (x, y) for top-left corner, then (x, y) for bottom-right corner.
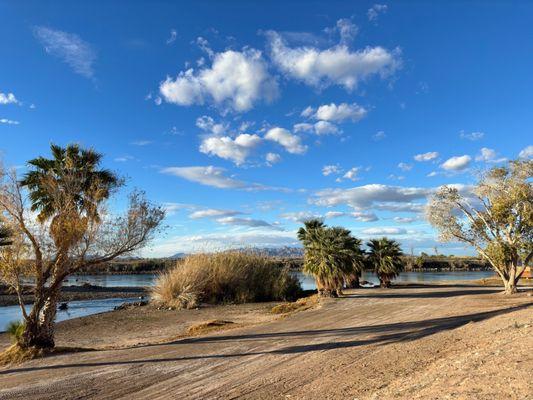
(1, 270), (495, 332)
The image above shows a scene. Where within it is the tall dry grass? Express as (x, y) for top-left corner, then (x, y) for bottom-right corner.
(151, 252), (301, 309)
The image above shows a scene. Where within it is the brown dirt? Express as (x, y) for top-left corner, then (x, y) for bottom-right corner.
(0, 285), (531, 399)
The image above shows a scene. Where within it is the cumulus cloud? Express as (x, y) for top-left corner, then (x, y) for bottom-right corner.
(367, 4), (388, 22)
(34, 26), (96, 79)
(280, 211), (322, 223)
(518, 145), (533, 159)
(441, 155), (472, 171)
(475, 147), (506, 163)
(310, 184), (429, 211)
(459, 131), (484, 141)
(322, 165), (341, 176)
(0, 92), (19, 105)
(265, 152), (281, 165)
(199, 133), (261, 165)
(314, 120), (340, 135)
(398, 162), (413, 172)
(266, 31), (401, 91)
(264, 127), (307, 154)
(414, 151), (438, 162)
(159, 48), (278, 112)
(324, 211), (378, 222)
(341, 167), (361, 181)
(196, 115), (228, 135)
(304, 102), (368, 122)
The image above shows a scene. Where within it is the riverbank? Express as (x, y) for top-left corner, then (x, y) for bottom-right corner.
(0, 285), (531, 399)
(0, 285), (148, 307)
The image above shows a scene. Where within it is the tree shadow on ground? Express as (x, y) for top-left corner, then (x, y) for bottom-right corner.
(1, 302), (530, 375)
(343, 288), (502, 299)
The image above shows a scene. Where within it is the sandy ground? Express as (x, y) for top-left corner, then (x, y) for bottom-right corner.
(0, 285), (531, 399)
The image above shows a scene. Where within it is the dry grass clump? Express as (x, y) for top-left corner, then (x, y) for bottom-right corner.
(186, 320), (236, 336)
(0, 344), (45, 366)
(151, 252), (301, 309)
(271, 294), (319, 314)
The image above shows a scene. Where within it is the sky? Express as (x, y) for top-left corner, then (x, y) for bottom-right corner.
(1, 1), (532, 257)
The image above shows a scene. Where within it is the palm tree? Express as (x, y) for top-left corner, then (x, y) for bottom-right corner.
(21, 144), (119, 222)
(20, 144), (120, 249)
(367, 237), (404, 288)
(298, 219), (364, 297)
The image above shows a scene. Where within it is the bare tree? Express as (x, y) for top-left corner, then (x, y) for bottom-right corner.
(427, 160), (532, 294)
(0, 145), (164, 350)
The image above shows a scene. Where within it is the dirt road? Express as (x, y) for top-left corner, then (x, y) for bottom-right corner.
(0, 285), (531, 399)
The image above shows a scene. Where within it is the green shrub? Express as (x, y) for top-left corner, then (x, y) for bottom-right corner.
(151, 252), (302, 309)
(6, 321), (25, 344)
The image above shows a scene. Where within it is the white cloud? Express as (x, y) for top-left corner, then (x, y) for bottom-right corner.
(293, 122), (314, 133)
(159, 48), (278, 112)
(161, 166), (246, 189)
(441, 155), (472, 171)
(475, 147), (506, 163)
(372, 131), (386, 141)
(0, 92), (19, 105)
(332, 18), (358, 45)
(398, 162), (413, 172)
(216, 216), (282, 230)
(161, 165), (289, 192)
(310, 184), (429, 211)
(459, 131), (484, 141)
(130, 140), (152, 146)
(267, 31), (401, 91)
(310, 102), (368, 122)
(414, 151), (438, 162)
(114, 155), (135, 162)
(314, 120), (340, 135)
(518, 145), (533, 159)
(189, 209), (242, 219)
(322, 165), (341, 176)
(265, 127), (307, 154)
(342, 167), (361, 181)
(34, 26), (96, 79)
(280, 211), (321, 223)
(300, 106), (315, 118)
(266, 152), (281, 165)
(196, 115), (228, 135)
(393, 216), (416, 223)
(324, 210), (378, 222)
(199, 133), (261, 165)
(361, 227), (407, 235)
(145, 230), (299, 256)
(0, 118), (19, 125)
(367, 4), (388, 22)
(166, 29), (177, 45)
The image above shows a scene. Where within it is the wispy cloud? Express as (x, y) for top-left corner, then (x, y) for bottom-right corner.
(0, 92), (20, 105)
(0, 118), (19, 125)
(34, 26), (96, 79)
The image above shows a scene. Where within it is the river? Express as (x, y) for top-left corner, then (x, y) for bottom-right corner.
(1, 270), (496, 332)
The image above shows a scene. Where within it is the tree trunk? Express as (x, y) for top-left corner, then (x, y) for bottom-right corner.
(20, 288), (61, 349)
(318, 288), (338, 298)
(500, 263), (519, 295)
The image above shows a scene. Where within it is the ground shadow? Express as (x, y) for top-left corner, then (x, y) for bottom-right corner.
(2, 302), (530, 375)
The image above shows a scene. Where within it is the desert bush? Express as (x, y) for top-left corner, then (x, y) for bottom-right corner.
(151, 252), (302, 309)
(6, 320), (25, 344)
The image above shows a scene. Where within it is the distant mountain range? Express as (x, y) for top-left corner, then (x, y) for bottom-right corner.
(170, 247), (304, 259)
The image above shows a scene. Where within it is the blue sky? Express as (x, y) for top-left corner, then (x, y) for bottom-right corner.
(1, 1), (532, 256)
